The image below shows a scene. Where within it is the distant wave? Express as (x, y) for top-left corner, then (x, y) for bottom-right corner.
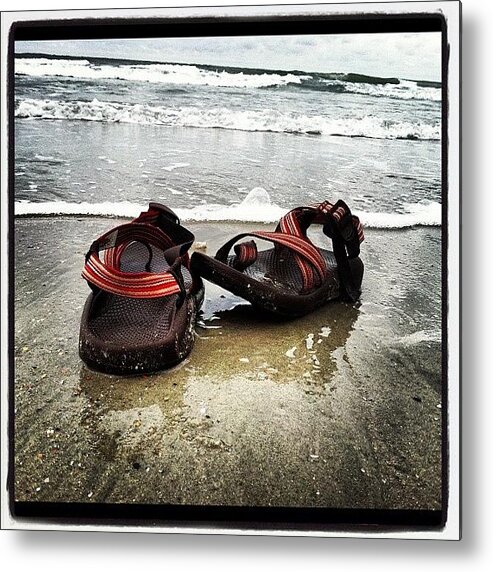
(14, 189), (441, 228)
(15, 57), (305, 89)
(15, 97), (440, 141)
(15, 56), (440, 101)
(314, 78), (441, 102)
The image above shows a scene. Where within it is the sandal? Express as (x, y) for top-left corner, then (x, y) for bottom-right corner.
(190, 200), (364, 317)
(79, 203), (204, 374)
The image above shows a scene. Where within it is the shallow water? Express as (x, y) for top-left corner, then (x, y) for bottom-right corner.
(14, 120), (441, 222)
(14, 54), (441, 225)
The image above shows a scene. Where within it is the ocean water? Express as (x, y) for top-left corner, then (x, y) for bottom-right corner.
(14, 53), (442, 228)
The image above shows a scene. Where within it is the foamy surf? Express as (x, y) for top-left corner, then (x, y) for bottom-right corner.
(15, 57), (440, 101)
(321, 78), (441, 102)
(14, 188), (441, 228)
(360, 202), (442, 229)
(15, 57), (304, 89)
(15, 98), (440, 141)
(396, 330), (442, 346)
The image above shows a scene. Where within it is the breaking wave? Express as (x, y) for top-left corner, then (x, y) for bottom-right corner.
(15, 57), (305, 89)
(14, 188), (441, 228)
(15, 56), (440, 101)
(316, 78), (441, 102)
(15, 97), (440, 140)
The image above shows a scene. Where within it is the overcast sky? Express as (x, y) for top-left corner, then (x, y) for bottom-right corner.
(16, 32), (441, 82)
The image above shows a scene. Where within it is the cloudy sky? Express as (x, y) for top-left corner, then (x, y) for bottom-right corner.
(16, 32), (441, 81)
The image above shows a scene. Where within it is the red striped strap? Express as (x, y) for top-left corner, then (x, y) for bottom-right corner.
(276, 201), (365, 286)
(233, 240), (258, 271)
(127, 203), (192, 270)
(313, 200), (365, 244)
(272, 201), (363, 292)
(83, 255), (181, 299)
(82, 222), (183, 299)
(284, 201), (364, 245)
(82, 203), (196, 300)
(277, 204), (318, 290)
(216, 230), (327, 292)
(225, 200), (364, 294)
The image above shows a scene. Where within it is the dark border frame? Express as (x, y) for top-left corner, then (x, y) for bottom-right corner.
(7, 6), (451, 534)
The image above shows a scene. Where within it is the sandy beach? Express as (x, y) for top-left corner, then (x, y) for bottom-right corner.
(13, 215), (442, 511)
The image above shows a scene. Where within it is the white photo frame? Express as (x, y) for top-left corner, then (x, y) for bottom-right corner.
(1, 1), (461, 539)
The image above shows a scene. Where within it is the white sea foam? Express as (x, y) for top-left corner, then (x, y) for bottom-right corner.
(325, 78), (441, 102)
(397, 330), (441, 345)
(162, 162), (190, 172)
(15, 58), (440, 101)
(359, 202), (442, 228)
(15, 58), (304, 89)
(15, 97), (440, 140)
(34, 154), (55, 161)
(14, 188), (442, 228)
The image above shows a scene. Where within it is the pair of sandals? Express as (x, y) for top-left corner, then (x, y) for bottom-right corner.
(79, 200), (364, 375)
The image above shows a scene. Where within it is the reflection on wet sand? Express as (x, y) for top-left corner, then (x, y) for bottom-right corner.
(79, 298), (360, 404)
(78, 298), (360, 473)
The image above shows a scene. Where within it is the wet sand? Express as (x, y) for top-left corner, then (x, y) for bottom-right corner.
(13, 216), (442, 510)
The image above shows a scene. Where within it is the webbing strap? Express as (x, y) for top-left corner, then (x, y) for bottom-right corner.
(314, 200), (364, 246)
(83, 255), (181, 299)
(233, 240), (258, 271)
(277, 204), (319, 290)
(216, 230), (328, 291)
(131, 203), (192, 270)
(314, 200), (364, 300)
(227, 200), (364, 295)
(82, 204), (194, 300)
